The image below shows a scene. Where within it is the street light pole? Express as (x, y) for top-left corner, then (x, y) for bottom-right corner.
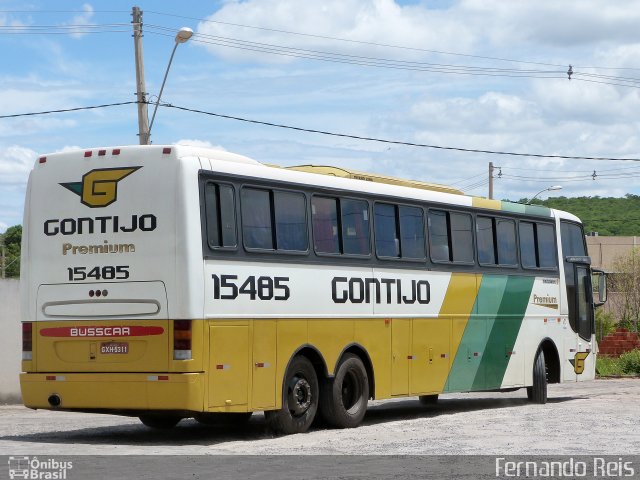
(148, 27), (193, 142)
(132, 6), (150, 145)
(527, 185), (563, 204)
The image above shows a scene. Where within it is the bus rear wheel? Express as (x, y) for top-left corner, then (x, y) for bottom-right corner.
(265, 355), (319, 435)
(139, 415), (181, 429)
(527, 349), (547, 404)
(319, 353), (369, 429)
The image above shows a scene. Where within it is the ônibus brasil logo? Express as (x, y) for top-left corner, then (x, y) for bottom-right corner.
(60, 167), (141, 208)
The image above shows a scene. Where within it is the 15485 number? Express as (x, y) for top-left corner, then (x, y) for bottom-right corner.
(212, 274), (290, 301)
(67, 265), (130, 281)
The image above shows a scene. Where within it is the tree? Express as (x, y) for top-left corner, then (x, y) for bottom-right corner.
(1, 225), (21, 278)
(609, 247), (640, 333)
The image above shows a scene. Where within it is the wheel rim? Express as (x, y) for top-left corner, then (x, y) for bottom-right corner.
(341, 368), (362, 412)
(288, 375), (312, 417)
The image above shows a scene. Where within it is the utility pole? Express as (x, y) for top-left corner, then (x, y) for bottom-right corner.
(132, 6), (150, 145)
(488, 161), (494, 199)
(1, 243), (5, 279)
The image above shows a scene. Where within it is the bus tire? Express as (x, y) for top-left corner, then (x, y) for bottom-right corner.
(265, 355), (319, 435)
(527, 349), (547, 404)
(195, 412), (252, 426)
(139, 415), (181, 429)
(418, 394), (439, 405)
(319, 353), (369, 429)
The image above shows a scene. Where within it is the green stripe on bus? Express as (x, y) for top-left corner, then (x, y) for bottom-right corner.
(473, 275), (536, 390)
(445, 275), (508, 392)
(501, 201), (552, 217)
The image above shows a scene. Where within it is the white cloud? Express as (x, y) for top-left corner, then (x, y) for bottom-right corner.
(0, 146), (36, 186)
(175, 139), (227, 151)
(196, 0), (475, 63)
(62, 4), (94, 39)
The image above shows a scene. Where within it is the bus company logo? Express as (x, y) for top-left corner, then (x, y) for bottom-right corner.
(8, 456), (73, 479)
(40, 326), (164, 338)
(60, 166), (141, 208)
(570, 351), (590, 374)
(532, 294), (559, 310)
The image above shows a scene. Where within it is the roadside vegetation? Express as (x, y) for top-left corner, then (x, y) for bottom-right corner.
(0, 225), (21, 278)
(596, 350), (640, 377)
(524, 194), (640, 236)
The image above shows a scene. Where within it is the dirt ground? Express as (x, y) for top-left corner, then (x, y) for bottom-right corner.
(0, 378), (638, 456)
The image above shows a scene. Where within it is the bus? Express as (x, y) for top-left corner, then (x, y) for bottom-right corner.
(20, 144), (607, 434)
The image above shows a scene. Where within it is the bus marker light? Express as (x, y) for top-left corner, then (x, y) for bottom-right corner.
(46, 376), (65, 381)
(84, 151), (92, 158)
(440, 353), (448, 358)
(22, 322), (33, 360)
(162, 147), (171, 154)
(112, 148), (120, 155)
(173, 320), (192, 360)
(569, 348), (576, 352)
(407, 355), (414, 360)
(38, 156), (47, 164)
(98, 150), (106, 156)
(474, 352), (479, 357)
(216, 364), (230, 370)
(89, 290), (94, 297)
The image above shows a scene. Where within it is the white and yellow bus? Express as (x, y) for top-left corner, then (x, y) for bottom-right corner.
(20, 145), (606, 433)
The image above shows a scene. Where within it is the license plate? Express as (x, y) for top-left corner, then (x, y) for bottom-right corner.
(100, 342), (129, 354)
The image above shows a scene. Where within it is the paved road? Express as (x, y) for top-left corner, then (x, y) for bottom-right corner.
(1, 378), (638, 457)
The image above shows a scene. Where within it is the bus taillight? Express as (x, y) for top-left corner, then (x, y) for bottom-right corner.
(22, 322), (33, 361)
(173, 320), (192, 360)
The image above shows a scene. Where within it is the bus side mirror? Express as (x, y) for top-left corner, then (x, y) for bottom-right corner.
(592, 269), (607, 307)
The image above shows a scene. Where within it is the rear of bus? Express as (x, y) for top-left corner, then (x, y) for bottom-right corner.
(19, 145), (206, 417)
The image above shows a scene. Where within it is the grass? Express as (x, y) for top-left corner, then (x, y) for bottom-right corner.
(596, 350), (640, 377)
(596, 356), (624, 376)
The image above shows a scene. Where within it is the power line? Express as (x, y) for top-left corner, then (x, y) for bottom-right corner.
(144, 10), (640, 73)
(159, 102), (640, 161)
(147, 28), (566, 79)
(0, 101), (138, 119)
(3, 100), (640, 163)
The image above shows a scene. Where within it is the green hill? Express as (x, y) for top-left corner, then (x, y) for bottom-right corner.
(514, 194), (640, 236)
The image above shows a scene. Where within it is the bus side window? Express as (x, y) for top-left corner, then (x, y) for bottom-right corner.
(312, 196), (340, 254)
(241, 188), (309, 252)
(274, 191), (308, 252)
(241, 188), (274, 250)
(537, 223), (557, 268)
(450, 212), (474, 263)
(519, 221), (557, 269)
(341, 199), (370, 256)
(375, 203), (426, 260)
(205, 182), (237, 248)
(399, 205), (425, 260)
(496, 219), (517, 266)
(374, 203), (400, 258)
(428, 210), (450, 262)
(476, 216), (496, 265)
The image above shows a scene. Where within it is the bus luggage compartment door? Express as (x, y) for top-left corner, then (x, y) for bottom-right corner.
(34, 281), (169, 373)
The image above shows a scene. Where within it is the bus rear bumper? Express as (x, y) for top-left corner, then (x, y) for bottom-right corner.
(20, 372), (205, 413)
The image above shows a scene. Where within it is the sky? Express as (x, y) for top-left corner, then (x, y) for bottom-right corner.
(1, 0), (640, 232)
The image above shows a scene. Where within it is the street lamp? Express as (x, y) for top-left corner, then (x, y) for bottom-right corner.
(527, 185), (563, 204)
(147, 27), (193, 142)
